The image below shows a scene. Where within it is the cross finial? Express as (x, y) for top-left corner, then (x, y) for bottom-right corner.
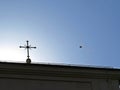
(19, 40), (36, 64)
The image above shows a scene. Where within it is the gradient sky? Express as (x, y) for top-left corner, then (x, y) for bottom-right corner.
(0, 0), (120, 68)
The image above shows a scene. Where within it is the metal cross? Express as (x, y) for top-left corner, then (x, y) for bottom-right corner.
(20, 40), (36, 64)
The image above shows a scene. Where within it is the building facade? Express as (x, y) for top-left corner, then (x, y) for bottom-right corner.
(0, 62), (119, 90)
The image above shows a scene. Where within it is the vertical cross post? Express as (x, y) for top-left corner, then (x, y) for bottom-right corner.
(20, 40), (36, 64)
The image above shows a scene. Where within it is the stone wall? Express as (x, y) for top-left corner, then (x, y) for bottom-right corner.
(0, 62), (119, 90)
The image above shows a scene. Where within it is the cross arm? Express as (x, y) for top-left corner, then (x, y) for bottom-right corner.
(30, 46), (36, 49)
(19, 46), (26, 48)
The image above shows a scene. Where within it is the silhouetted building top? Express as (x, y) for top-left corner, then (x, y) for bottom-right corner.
(0, 62), (120, 90)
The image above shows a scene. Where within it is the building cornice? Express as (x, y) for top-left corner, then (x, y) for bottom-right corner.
(0, 62), (120, 80)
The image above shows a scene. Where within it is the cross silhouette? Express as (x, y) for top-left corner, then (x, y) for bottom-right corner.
(20, 40), (36, 64)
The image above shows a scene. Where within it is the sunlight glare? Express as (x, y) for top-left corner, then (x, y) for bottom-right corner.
(0, 47), (26, 63)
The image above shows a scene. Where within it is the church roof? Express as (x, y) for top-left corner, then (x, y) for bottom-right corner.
(0, 62), (120, 80)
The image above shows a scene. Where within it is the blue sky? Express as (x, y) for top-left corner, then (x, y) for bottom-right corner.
(0, 0), (120, 68)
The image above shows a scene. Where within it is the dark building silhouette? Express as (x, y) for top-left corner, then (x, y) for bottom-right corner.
(0, 62), (119, 90)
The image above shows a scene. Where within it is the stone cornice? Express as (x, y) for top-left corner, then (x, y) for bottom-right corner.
(0, 62), (120, 80)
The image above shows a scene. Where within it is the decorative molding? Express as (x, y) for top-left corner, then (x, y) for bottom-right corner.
(0, 62), (120, 80)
